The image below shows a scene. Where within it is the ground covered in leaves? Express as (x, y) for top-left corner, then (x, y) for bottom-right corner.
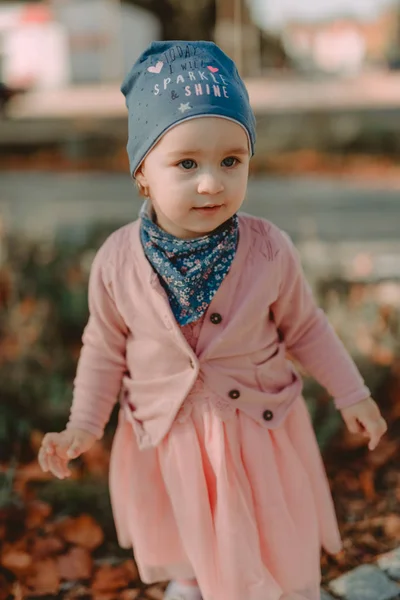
(0, 362), (399, 598)
(0, 204), (399, 598)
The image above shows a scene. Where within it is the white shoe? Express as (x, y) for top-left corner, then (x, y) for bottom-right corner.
(164, 580), (203, 600)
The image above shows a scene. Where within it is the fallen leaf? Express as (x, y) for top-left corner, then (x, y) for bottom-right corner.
(383, 514), (400, 539)
(25, 500), (52, 529)
(367, 439), (398, 468)
(14, 461), (52, 495)
(371, 346), (393, 366)
(31, 534), (65, 560)
(121, 559), (139, 582)
(91, 564), (131, 592)
(24, 558), (60, 594)
(1, 549), (32, 574)
(30, 429), (45, 454)
(357, 532), (381, 550)
(359, 469), (376, 501)
(56, 514), (104, 550)
(57, 546), (93, 580)
(81, 442), (110, 477)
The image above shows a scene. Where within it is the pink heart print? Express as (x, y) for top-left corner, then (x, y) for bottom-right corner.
(207, 66), (219, 73)
(148, 61), (164, 74)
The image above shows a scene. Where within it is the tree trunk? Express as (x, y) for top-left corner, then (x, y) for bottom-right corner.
(123, 0), (216, 41)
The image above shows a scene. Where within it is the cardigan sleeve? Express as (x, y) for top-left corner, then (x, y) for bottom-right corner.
(66, 241), (128, 438)
(270, 229), (371, 410)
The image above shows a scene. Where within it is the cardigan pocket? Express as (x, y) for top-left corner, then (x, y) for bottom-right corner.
(251, 343), (280, 367)
(120, 387), (149, 443)
(254, 342), (293, 393)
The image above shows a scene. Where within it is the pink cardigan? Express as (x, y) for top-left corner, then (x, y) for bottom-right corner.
(67, 213), (370, 449)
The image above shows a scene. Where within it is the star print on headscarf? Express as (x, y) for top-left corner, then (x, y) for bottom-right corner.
(178, 102), (191, 113)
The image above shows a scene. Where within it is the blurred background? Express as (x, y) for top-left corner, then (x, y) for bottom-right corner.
(0, 0), (400, 597)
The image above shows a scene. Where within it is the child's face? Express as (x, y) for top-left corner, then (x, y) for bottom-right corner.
(136, 117), (250, 239)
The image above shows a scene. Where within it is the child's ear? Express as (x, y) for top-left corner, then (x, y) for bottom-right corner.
(135, 167), (149, 198)
(135, 165), (148, 186)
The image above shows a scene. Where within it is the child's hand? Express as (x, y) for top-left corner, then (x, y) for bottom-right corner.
(340, 397), (387, 451)
(38, 428), (97, 479)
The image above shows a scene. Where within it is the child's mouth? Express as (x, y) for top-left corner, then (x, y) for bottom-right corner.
(193, 204), (223, 215)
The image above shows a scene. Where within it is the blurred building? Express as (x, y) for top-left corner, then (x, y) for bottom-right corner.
(0, 2), (70, 88)
(215, 0), (290, 75)
(0, 0), (161, 89)
(282, 4), (400, 74)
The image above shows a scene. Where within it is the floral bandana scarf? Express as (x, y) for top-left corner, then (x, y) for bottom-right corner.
(139, 202), (239, 326)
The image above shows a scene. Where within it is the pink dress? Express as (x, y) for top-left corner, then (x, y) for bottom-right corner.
(109, 315), (343, 600)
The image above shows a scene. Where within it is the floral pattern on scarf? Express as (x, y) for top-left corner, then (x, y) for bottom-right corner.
(139, 203), (238, 326)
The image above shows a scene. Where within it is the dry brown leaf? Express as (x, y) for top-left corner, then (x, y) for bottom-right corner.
(383, 514), (400, 539)
(31, 535), (65, 560)
(334, 470), (360, 492)
(371, 346), (394, 366)
(91, 564), (131, 592)
(57, 546), (93, 581)
(359, 470), (376, 501)
(25, 500), (52, 529)
(14, 461), (52, 495)
(357, 532), (382, 550)
(1, 549), (32, 574)
(121, 559), (139, 582)
(30, 429), (46, 454)
(367, 439), (399, 468)
(56, 514), (104, 550)
(0, 335), (20, 361)
(24, 558), (60, 594)
(19, 297), (37, 317)
(332, 550), (348, 566)
(81, 442), (110, 477)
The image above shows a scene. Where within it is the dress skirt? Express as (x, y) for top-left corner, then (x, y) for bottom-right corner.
(109, 319), (343, 600)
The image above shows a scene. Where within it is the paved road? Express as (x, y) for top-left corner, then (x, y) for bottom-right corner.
(0, 171), (399, 243)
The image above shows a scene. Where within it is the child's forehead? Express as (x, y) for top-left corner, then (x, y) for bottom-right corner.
(159, 117), (250, 151)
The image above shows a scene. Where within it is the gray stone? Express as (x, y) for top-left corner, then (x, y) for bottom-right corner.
(377, 547), (400, 582)
(329, 564), (400, 600)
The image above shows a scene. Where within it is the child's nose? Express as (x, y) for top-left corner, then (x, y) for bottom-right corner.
(197, 172), (224, 195)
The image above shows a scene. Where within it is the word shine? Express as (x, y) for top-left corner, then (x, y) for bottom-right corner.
(153, 70), (229, 99)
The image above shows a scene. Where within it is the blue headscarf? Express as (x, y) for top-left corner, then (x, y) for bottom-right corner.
(121, 40), (256, 176)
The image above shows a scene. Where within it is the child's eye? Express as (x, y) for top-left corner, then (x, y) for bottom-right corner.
(179, 159), (197, 170)
(222, 157), (238, 168)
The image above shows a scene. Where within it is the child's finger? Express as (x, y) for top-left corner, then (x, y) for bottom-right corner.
(47, 454), (70, 479)
(38, 447), (49, 472)
(42, 433), (70, 459)
(47, 454), (64, 478)
(345, 416), (364, 434)
(66, 441), (82, 459)
(39, 436), (62, 471)
(366, 418), (387, 450)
